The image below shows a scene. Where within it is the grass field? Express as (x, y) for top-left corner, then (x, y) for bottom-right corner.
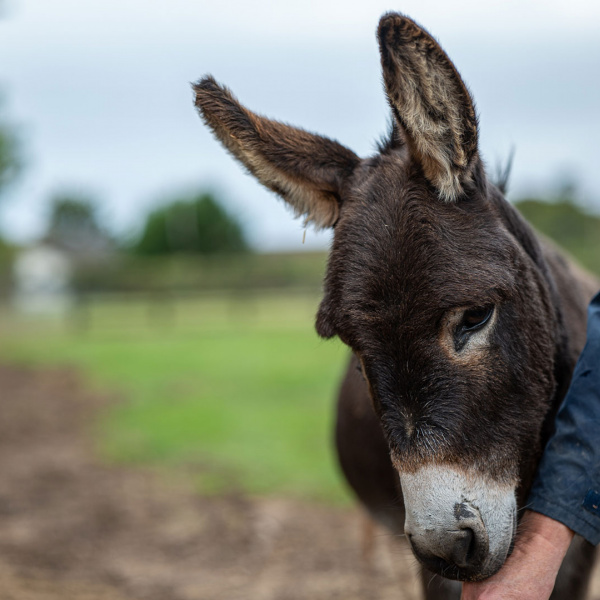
(0, 292), (351, 502)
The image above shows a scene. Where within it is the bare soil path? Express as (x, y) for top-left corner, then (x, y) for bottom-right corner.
(0, 365), (597, 599)
(0, 365), (421, 600)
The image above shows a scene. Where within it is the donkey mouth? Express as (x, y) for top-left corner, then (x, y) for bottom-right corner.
(407, 505), (517, 581)
(408, 515), (516, 581)
(409, 544), (483, 581)
(400, 465), (518, 581)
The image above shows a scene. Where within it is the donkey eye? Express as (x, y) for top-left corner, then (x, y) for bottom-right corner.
(461, 305), (494, 332)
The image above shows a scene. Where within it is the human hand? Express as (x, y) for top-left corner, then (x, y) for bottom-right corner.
(461, 510), (574, 600)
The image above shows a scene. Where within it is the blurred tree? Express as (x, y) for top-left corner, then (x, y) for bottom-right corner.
(45, 193), (113, 255)
(0, 99), (20, 201)
(134, 192), (249, 255)
(0, 4), (22, 242)
(0, 91), (22, 263)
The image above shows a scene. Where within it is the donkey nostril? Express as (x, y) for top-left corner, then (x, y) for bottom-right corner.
(451, 502), (489, 569)
(407, 502), (490, 575)
(450, 527), (475, 568)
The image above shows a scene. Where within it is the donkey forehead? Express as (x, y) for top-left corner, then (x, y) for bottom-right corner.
(331, 164), (516, 312)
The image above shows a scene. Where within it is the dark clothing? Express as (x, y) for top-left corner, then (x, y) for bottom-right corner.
(529, 290), (600, 545)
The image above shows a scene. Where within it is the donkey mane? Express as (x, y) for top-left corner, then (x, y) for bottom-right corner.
(375, 120), (405, 156)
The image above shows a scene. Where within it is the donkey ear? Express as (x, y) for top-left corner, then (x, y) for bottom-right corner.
(378, 14), (479, 201)
(193, 77), (360, 228)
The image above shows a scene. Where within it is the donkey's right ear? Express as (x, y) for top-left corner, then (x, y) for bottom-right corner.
(194, 77), (360, 229)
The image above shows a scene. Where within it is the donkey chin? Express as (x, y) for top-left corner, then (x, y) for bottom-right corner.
(399, 465), (517, 581)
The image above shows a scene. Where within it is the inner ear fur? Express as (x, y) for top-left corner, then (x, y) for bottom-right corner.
(194, 77), (360, 228)
(378, 14), (479, 202)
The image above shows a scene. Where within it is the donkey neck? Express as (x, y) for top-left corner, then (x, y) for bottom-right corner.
(489, 186), (576, 441)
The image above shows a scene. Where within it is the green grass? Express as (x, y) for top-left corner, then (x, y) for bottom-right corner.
(0, 292), (351, 502)
(514, 198), (600, 277)
(71, 250), (330, 294)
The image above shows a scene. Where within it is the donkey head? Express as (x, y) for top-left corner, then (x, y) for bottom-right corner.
(194, 14), (560, 581)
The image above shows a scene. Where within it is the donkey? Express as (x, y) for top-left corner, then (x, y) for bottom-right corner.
(194, 13), (599, 599)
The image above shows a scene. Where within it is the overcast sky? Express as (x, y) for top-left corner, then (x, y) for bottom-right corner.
(1, 0), (600, 250)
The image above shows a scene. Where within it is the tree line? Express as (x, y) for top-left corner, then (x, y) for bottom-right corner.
(1, 90), (599, 269)
(43, 191), (249, 256)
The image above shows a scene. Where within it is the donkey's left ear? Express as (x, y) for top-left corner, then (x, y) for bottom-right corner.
(378, 14), (479, 201)
(194, 77), (360, 228)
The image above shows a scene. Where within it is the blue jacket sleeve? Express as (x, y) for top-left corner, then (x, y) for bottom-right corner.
(528, 290), (600, 545)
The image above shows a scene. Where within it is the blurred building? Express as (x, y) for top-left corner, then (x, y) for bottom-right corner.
(12, 243), (73, 314)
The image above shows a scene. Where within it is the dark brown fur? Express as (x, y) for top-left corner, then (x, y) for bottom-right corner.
(195, 76), (359, 228)
(194, 13), (599, 599)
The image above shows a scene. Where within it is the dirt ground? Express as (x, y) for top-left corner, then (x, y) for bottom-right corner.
(0, 365), (598, 600)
